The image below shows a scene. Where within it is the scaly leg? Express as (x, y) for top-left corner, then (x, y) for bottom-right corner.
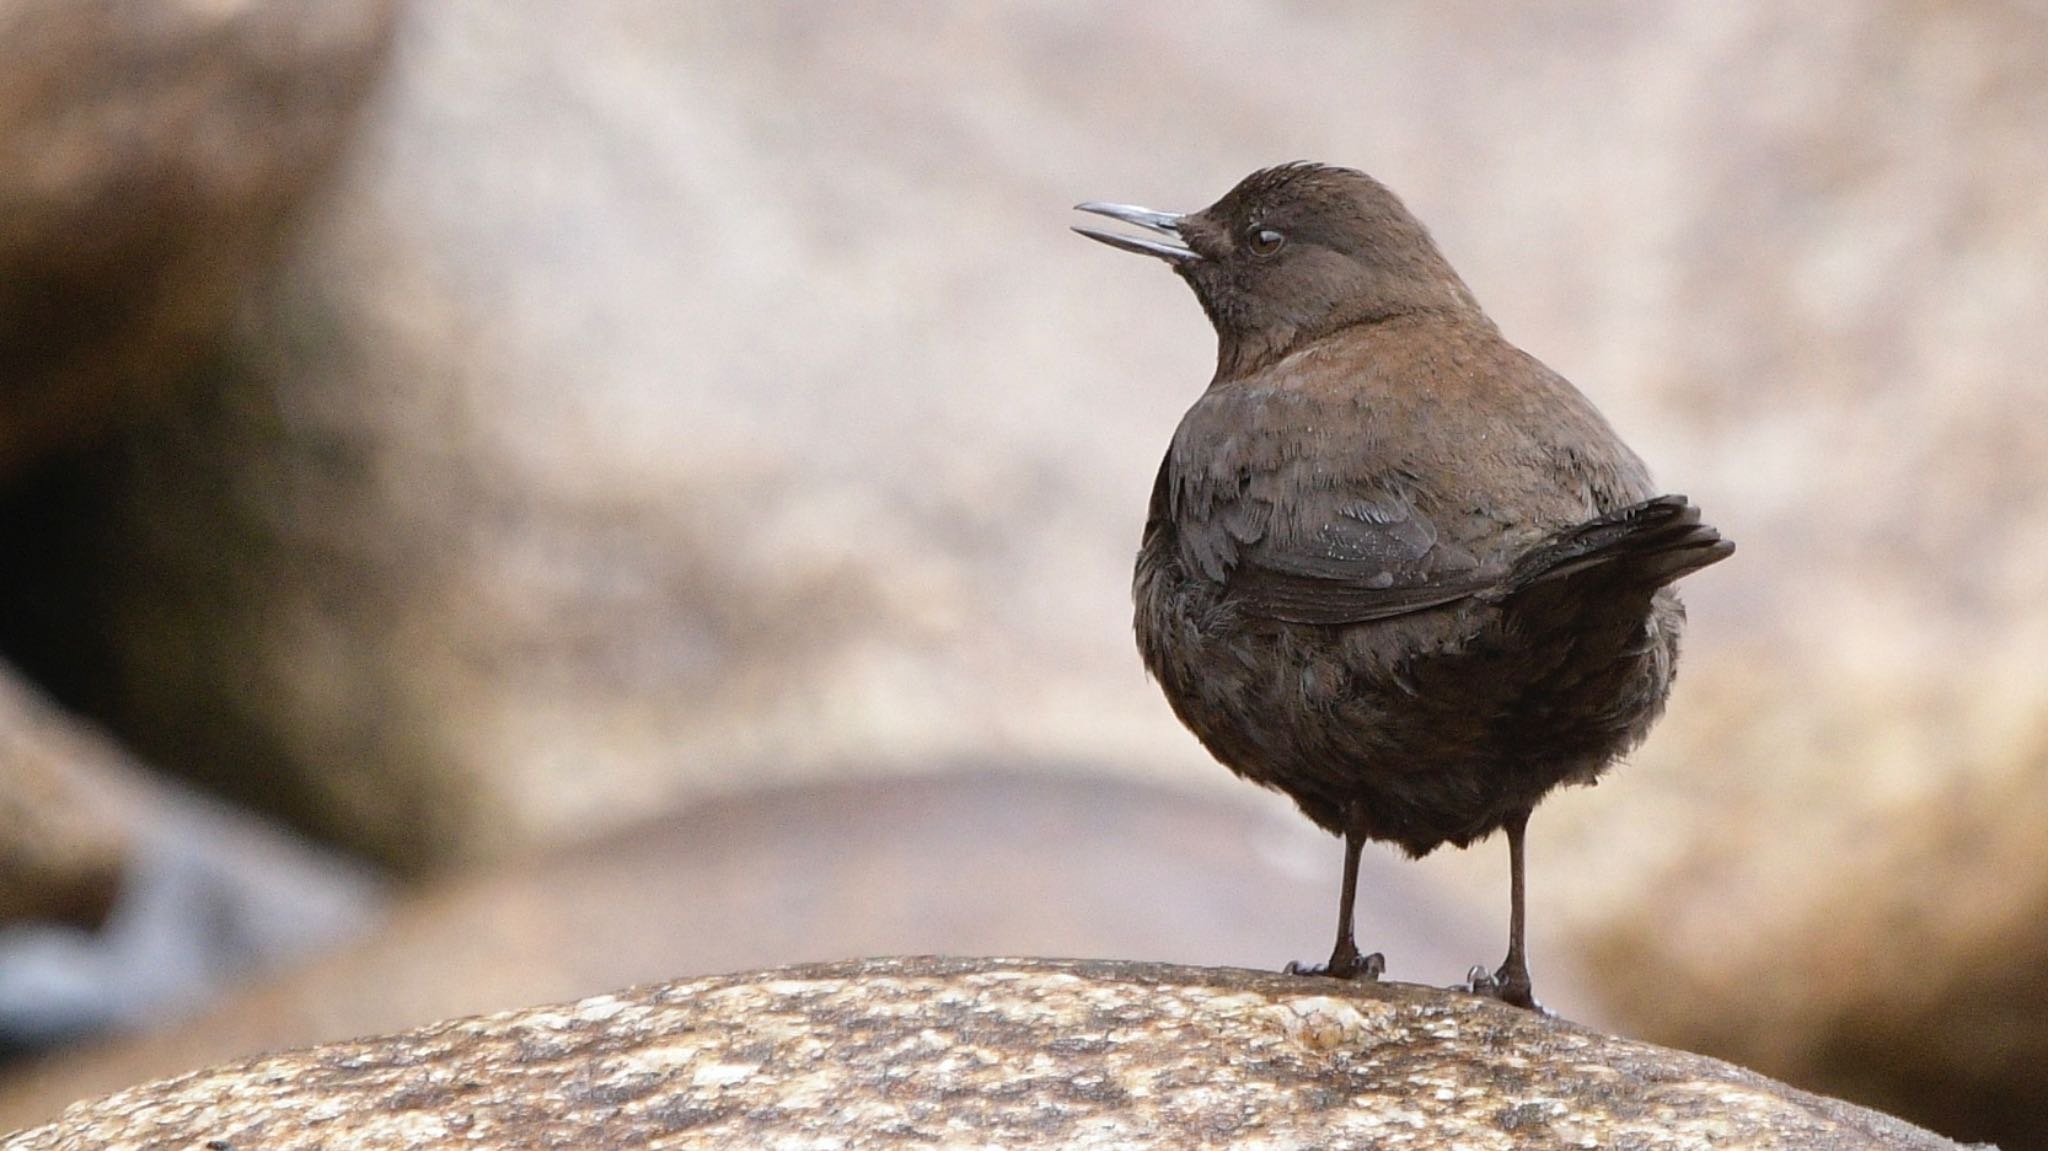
(1466, 806), (1544, 1011)
(1286, 805), (1385, 980)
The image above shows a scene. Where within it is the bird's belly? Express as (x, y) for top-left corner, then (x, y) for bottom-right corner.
(1135, 562), (1679, 854)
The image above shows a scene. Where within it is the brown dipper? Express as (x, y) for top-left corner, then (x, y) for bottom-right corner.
(1075, 163), (1731, 1010)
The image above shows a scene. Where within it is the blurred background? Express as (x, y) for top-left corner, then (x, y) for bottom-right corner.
(1, 0), (2044, 1146)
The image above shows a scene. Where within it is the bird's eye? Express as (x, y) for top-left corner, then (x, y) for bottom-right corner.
(1247, 227), (1286, 256)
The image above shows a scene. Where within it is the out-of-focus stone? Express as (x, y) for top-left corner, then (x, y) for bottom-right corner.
(0, 773), (1539, 1130)
(0, 0), (400, 478)
(1568, 653), (2048, 1147)
(0, 756), (381, 1058)
(0, 671), (132, 929)
(0, 659), (378, 1053)
(0, 958), (1968, 1151)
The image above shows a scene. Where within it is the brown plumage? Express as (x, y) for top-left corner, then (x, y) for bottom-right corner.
(1075, 163), (1730, 1010)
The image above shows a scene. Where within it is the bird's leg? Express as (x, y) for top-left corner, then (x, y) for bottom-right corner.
(1466, 806), (1546, 1012)
(1285, 805), (1385, 980)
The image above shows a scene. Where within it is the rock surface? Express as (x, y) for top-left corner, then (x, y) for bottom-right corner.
(0, 0), (400, 478)
(0, 958), (1966, 1151)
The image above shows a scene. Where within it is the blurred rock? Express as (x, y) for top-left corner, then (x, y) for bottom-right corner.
(0, 0), (400, 479)
(0, 710), (381, 1058)
(0, 772), (1555, 1131)
(25, 3), (2048, 1145)
(1571, 653), (2048, 1146)
(0, 785), (380, 1060)
(0, 671), (131, 929)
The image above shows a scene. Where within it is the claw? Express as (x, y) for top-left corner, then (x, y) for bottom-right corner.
(1285, 951), (1385, 980)
(1462, 963), (1549, 1014)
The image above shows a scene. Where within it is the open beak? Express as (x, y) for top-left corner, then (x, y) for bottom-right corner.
(1072, 201), (1197, 264)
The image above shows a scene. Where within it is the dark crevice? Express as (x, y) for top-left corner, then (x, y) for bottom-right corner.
(0, 437), (124, 721)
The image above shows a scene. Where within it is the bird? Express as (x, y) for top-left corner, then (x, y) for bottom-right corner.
(1073, 163), (1731, 1010)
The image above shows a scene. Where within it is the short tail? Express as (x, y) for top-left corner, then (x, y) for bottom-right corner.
(1493, 495), (1733, 600)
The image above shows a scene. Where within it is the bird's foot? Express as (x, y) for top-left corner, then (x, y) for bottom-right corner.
(1284, 948), (1385, 981)
(1461, 964), (1550, 1015)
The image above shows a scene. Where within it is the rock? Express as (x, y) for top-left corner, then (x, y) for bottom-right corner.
(0, 0), (400, 478)
(0, 760), (380, 1056)
(0, 958), (1968, 1151)
(1570, 656), (2048, 1146)
(0, 671), (128, 933)
(0, 773), (1543, 1130)
(0, 672), (131, 929)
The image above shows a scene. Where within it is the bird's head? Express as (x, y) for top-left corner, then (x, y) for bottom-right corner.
(1075, 163), (1481, 381)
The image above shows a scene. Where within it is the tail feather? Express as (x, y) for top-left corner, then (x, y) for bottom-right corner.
(1496, 495), (1733, 600)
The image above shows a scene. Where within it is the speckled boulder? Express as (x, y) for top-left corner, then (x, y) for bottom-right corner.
(0, 958), (1965, 1151)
